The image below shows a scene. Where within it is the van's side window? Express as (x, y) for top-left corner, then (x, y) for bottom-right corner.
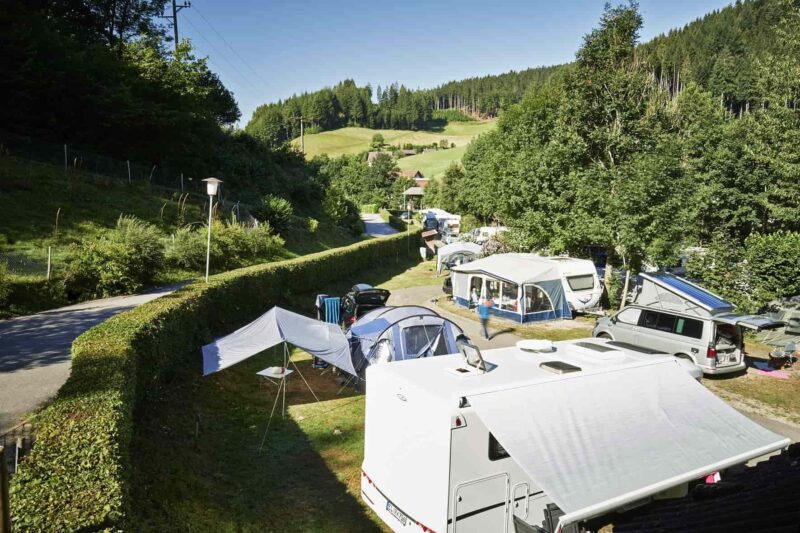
(642, 311), (659, 329)
(656, 313), (676, 332)
(488, 433), (509, 461)
(674, 317), (704, 339)
(616, 308), (641, 325)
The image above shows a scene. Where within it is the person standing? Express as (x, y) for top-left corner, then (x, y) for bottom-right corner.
(478, 293), (494, 340)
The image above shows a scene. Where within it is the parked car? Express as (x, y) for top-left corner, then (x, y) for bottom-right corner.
(592, 305), (779, 375)
(341, 283), (390, 325)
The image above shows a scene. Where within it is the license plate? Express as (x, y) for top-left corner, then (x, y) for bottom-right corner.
(386, 501), (408, 526)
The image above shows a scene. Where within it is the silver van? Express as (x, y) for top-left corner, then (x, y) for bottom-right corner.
(592, 273), (782, 375)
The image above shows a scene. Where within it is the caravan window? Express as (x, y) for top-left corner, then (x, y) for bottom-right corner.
(488, 433), (510, 461)
(524, 285), (551, 313)
(567, 274), (595, 291)
(402, 325), (445, 357)
(487, 279), (501, 299)
(499, 282), (519, 311)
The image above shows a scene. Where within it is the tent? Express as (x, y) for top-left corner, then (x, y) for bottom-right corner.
(451, 253), (572, 323)
(202, 306), (356, 376)
(347, 306), (465, 376)
(436, 241), (483, 274)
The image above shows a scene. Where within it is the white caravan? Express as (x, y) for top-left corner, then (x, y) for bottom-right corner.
(468, 226), (508, 245)
(425, 208), (462, 239)
(546, 256), (603, 312)
(361, 338), (788, 533)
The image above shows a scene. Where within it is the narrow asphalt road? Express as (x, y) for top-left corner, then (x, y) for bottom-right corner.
(362, 213), (398, 237)
(390, 283), (800, 444)
(0, 284), (182, 432)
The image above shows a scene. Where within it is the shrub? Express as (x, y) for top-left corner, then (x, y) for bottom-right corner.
(323, 187), (363, 235)
(306, 217), (319, 233)
(745, 231), (800, 302)
(0, 260), (10, 306)
(63, 216), (165, 298)
(379, 208), (407, 232)
(166, 219), (284, 272)
(255, 194), (294, 234)
(360, 203), (378, 214)
(10, 228), (422, 531)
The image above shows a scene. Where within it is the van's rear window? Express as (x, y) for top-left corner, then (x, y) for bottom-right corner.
(567, 274), (595, 291)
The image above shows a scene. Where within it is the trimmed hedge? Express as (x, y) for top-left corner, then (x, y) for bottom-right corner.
(10, 228), (421, 531)
(379, 208), (408, 232)
(3, 277), (67, 317)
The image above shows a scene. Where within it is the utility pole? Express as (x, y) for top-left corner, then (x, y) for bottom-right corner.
(161, 0), (192, 53)
(300, 116), (304, 154)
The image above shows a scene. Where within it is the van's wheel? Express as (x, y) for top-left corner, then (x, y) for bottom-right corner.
(675, 353), (695, 364)
(596, 333), (612, 340)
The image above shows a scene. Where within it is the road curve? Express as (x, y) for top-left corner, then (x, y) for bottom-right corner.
(0, 284), (182, 432)
(362, 213), (399, 237)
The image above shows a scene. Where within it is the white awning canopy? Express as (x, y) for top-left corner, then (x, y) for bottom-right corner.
(202, 307), (356, 376)
(452, 253), (560, 285)
(468, 361), (789, 527)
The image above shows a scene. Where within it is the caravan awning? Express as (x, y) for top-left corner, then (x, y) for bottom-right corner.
(468, 361), (789, 527)
(202, 307), (356, 376)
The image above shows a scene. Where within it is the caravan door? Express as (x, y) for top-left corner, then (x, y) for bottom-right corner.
(452, 473), (509, 532)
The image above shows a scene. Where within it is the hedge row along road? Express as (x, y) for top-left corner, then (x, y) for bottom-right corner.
(9, 228), (421, 531)
(0, 284), (184, 433)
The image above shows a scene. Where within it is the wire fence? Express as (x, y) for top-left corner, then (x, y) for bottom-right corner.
(0, 131), (203, 193)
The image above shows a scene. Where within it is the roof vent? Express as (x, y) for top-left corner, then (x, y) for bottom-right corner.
(517, 339), (556, 353)
(539, 361), (581, 374)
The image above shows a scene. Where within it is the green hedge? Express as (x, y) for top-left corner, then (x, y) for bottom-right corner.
(3, 277), (67, 317)
(379, 208), (408, 232)
(10, 228), (421, 531)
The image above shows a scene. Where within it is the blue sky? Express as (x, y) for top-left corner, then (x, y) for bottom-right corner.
(179, 0), (735, 125)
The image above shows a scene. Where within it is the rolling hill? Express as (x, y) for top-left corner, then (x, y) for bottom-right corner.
(293, 120), (495, 159)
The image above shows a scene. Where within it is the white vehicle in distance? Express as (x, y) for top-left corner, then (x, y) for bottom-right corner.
(467, 226), (508, 245)
(547, 256), (603, 313)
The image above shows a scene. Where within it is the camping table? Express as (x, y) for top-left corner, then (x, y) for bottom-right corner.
(257, 367), (294, 419)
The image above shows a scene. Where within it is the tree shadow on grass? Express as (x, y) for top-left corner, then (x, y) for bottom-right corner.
(131, 349), (380, 532)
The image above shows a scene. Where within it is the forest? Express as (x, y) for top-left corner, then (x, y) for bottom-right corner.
(425, 0), (800, 310)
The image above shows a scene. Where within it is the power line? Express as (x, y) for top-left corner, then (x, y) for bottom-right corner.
(183, 14), (261, 93)
(192, 4), (273, 91)
(159, 0), (191, 53)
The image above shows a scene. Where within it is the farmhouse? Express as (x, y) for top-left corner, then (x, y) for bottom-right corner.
(367, 151), (392, 165)
(399, 169), (429, 188)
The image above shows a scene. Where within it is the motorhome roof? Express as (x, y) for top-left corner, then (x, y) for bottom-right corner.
(372, 338), (678, 400)
(640, 272), (734, 313)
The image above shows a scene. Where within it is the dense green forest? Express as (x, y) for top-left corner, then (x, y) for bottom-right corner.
(0, 1), (328, 205)
(426, 0), (800, 310)
(245, 65), (562, 146)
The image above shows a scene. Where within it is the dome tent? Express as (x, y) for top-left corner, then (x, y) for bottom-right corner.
(347, 306), (466, 377)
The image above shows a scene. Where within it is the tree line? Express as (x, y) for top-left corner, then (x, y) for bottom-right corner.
(426, 0), (800, 309)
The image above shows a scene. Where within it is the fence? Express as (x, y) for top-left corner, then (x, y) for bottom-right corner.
(0, 131), (202, 193)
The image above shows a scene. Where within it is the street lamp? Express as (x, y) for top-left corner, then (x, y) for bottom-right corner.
(202, 177), (222, 282)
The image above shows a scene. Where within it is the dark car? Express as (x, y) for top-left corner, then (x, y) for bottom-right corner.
(342, 284), (391, 325)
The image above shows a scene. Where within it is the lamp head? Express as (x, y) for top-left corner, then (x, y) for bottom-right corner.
(202, 177), (222, 197)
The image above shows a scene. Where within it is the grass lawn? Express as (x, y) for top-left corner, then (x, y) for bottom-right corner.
(396, 145), (468, 180)
(294, 121), (495, 159)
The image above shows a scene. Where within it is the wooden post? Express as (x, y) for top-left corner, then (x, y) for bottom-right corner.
(127, 161), (131, 184)
(46, 246), (51, 281)
(180, 173), (184, 192)
(63, 144), (67, 171)
(0, 445), (11, 533)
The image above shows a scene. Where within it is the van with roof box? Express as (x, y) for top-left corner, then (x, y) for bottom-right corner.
(593, 273), (783, 375)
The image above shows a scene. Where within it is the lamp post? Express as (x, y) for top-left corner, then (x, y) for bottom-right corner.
(202, 178), (222, 282)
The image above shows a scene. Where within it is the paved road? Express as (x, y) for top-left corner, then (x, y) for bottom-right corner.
(362, 213), (398, 237)
(0, 284), (181, 432)
(390, 283), (800, 443)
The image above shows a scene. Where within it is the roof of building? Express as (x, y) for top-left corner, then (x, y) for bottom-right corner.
(399, 170), (423, 178)
(403, 186), (424, 196)
(588, 443), (800, 532)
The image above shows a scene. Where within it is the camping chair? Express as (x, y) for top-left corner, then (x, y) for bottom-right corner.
(769, 341), (796, 369)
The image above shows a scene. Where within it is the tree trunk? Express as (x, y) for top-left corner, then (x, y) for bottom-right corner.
(619, 267), (631, 311)
(603, 251), (615, 309)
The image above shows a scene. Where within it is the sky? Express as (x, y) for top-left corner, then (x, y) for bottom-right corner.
(178, 0), (735, 125)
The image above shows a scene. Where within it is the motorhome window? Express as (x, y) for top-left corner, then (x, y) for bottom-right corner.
(567, 274), (595, 291)
(402, 325), (444, 357)
(674, 317), (704, 339)
(489, 433), (510, 461)
(524, 285), (551, 313)
(616, 307), (641, 325)
(500, 283), (519, 311)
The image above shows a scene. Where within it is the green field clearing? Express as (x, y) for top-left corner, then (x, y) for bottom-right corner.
(397, 144), (468, 179)
(294, 120), (495, 158)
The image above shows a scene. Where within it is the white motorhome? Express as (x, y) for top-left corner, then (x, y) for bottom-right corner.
(468, 226), (508, 245)
(425, 208), (462, 239)
(546, 256), (603, 312)
(361, 339), (788, 533)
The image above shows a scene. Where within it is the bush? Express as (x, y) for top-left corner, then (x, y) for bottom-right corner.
(3, 277), (67, 316)
(379, 208), (407, 232)
(323, 187), (363, 235)
(166, 219), (284, 272)
(63, 216), (165, 298)
(10, 228), (422, 531)
(255, 194), (294, 234)
(0, 260), (10, 306)
(360, 203), (378, 214)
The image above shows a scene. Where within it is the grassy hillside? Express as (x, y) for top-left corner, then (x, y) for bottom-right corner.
(0, 157), (359, 281)
(294, 120), (495, 158)
(397, 144), (468, 180)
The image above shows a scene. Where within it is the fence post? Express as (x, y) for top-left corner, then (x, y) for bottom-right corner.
(0, 445), (10, 533)
(46, 246), (51, 281)
(127, 160), (131, 184)
(63, 144), (67, 171)
(180, 173), (184, 192)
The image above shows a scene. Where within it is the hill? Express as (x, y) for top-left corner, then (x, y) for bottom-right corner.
(293, 120), (495, 159)
(396, 145), (468, 180)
